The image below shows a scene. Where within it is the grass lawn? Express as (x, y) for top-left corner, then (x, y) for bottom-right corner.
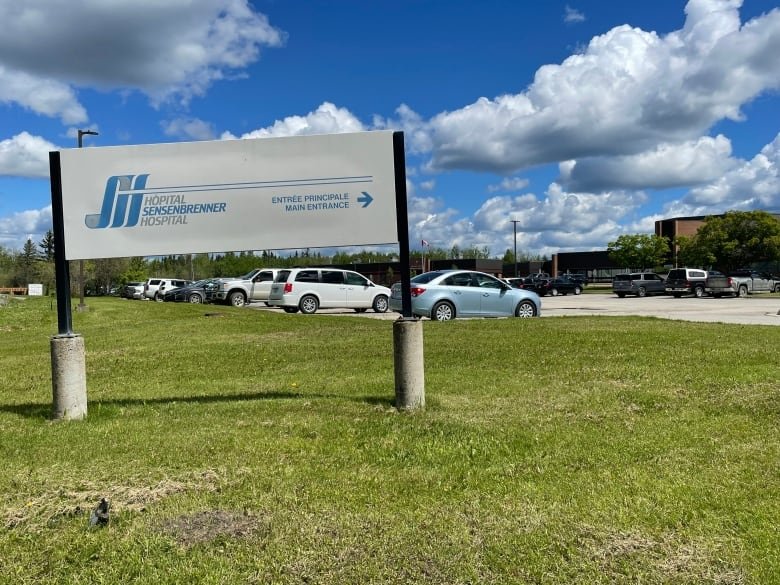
(1, 296), (779, 584)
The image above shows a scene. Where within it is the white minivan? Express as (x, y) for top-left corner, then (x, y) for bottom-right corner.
(144, 278), (190, 301)
(268, 268), (391, 314)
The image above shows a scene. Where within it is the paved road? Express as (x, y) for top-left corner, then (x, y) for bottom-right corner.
(253, 292), (780, 326)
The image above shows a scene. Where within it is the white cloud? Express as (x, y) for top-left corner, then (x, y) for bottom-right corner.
(375, 104), (432, 154)
(559, 135), (736, 192)
(479, 183), (643, 234)
(403, 181), (649, 256)
(487, 176), (530, 193)
(0, 132), (59, 178)
(0, 66), (87, 125)
(162, 117), (217, 141)
(666, 132), (780, 216)
(0, 0), (285, 119)
(406, 194), (468, 251)
(227, 102), (365, 139)
(423, 0), (780, 173)
(564, 5), (586, 24)
(0, 206), (51, 250)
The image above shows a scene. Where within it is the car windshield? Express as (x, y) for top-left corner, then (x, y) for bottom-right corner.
(238, 270), (259, 280)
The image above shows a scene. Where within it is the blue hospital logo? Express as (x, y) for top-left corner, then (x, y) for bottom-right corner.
(85, 175), (148, 229)
(85, 174), (228, 229)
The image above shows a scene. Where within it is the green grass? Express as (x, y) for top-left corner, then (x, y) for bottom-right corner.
(1, 296), (779, 584)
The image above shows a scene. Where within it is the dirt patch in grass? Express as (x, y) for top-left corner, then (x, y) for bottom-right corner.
(157, 509), (269, 549)
(585, 528), (745, 584)
(3, 469), (221, 531)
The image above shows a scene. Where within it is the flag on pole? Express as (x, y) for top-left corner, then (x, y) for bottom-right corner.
(421, 239), (429, 246)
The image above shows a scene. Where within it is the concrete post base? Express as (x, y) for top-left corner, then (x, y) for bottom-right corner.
(51, 334), (87, 420)
(393, 318), (425, 410)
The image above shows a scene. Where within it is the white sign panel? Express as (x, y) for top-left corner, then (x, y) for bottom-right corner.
(58, 131), (399, 260)
(28, 283), (44, 296)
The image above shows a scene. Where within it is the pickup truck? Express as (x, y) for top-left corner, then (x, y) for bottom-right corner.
(728, 270), (780, 297)
(214, 268), (281, 307)
(665, 268), (735, 297)
(702, 270), (736, 297)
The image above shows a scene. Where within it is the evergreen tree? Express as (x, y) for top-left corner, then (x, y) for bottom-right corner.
(14, 238), (40, 286)
(38, 229), (56, 261)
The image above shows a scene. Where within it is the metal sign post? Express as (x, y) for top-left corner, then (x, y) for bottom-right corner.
(49, 151), (87, 420)
(392, 132), (424, 409)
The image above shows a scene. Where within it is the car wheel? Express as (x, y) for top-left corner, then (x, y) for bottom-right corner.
(372, 294), (389, 313)
(515, 300), (536, 318)
(431, 301), (455, 321)
(155, 293), (164, 302)
(229, 291), (246, 307)
(616, 292), (626, 298)
(283, 307), (299, 313)
(574, 286), (582, 295)
(694, 285), (704, 298)
(188, 293), (203, 304)
(354, 308), (368, 313)
(775, 284), (780, 293)
(550, 288), (559, 296)
(299, 295), (319, 314)
(673, 293), (682, 298)
(637, 286), (646, 298)
(738, 285), (748, 298)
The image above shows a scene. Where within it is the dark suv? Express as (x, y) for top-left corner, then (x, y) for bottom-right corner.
(612, 272), (666, 297)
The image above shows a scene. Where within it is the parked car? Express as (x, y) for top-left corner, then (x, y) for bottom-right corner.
(154, 279), (191, 302)
(561, 272), (589, 286)
(213, 268), (282, 307)
(122, 281), (145, 299)
(612, 272), (666, 298)
(143, 278), (190, 301)
(534, 276), (583, 297)
(268, 268), (391, 314)
(162, 278), (220, 303)
(389, 269), (541, 321)
(506, 276), (549, 296)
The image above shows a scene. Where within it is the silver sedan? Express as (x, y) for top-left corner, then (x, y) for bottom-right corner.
(390, 270), (541, 321)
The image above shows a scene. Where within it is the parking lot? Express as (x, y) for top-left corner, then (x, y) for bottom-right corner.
(252, 292), (780, 326)
(539, 292), (780, 326)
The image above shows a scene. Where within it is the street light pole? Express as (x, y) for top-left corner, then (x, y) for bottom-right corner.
(510, 219), (520, 277)
(76, 130), (98, 312)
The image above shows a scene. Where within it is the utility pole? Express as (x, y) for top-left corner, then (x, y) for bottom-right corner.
(511, 219), (520, 277)
(76, 129), (98, 312)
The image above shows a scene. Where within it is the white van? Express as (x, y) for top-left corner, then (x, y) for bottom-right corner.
(268, 268), (391, 314)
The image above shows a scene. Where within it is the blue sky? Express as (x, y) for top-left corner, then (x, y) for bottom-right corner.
(1, 0), (779, 257)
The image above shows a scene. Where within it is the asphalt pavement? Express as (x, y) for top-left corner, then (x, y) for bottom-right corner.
(252, 292), (780, 326)
(539, 292), (780, 326)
